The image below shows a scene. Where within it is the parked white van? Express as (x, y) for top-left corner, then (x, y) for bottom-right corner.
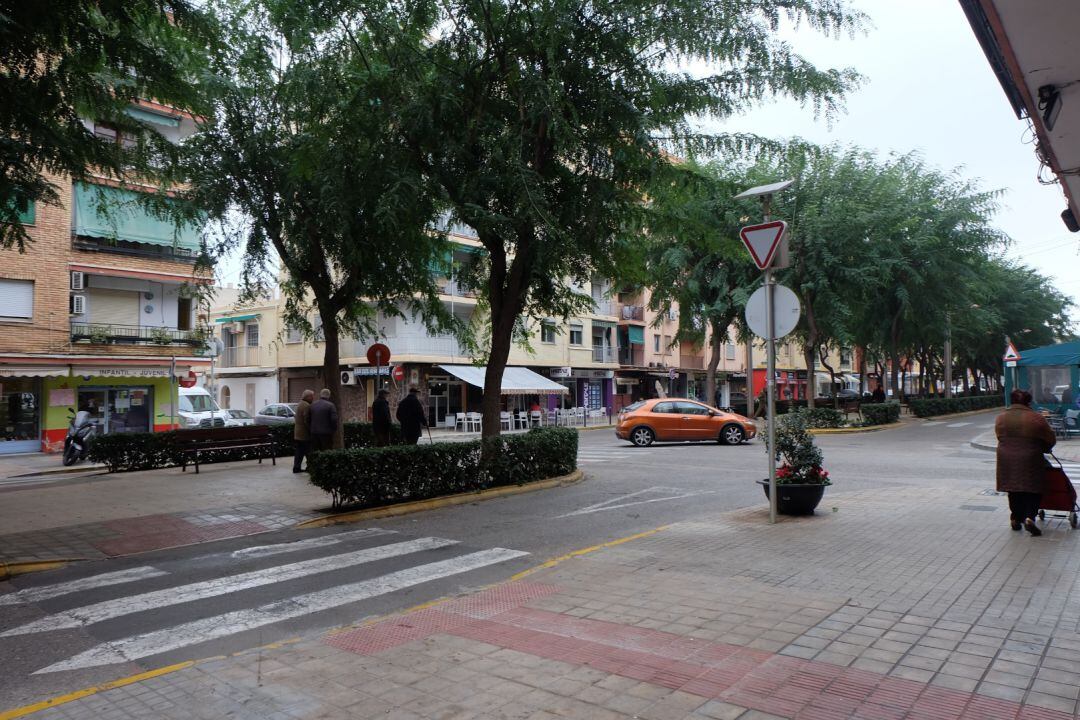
(178, 387), (232, 429)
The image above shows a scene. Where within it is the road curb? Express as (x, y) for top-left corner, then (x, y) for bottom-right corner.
(0, 559), (83, 581)
(809, 424), (901, 435)
(295, 470), (585, 529)
(913, 406), (1003, 421)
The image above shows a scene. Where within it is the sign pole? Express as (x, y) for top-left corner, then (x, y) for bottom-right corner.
(763, 199), (778, 526)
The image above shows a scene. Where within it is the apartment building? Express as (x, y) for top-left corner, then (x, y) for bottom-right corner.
(207, 287), (280, 416)
(747, 340), (859, 400)
(0, 101), (211, 454)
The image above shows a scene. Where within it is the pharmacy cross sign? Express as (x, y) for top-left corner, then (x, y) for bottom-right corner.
(739, 220), (787, 270)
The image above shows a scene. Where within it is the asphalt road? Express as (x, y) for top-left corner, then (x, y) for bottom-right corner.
(0, 412), (1007, 710)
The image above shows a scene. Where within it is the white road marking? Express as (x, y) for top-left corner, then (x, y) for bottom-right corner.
(922, 421), (944, 427)
(37, 548), (529, 673)
(555, 486), (712, 519)
(0, 567), (168, 606)
(946, 422), (972, 428)
(3, 537), (457, 636)
(230, 528), (397, 559)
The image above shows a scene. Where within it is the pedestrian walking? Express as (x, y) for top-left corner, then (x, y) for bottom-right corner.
(396, 385), (427, 445)
(871, 383), (886, 404)
(372, 389), (391, 447)
(753, 386), (767, 419)
(996, 389), (1056, 536)
(292, 389), (314, 473)
(310, 388), (339, 452)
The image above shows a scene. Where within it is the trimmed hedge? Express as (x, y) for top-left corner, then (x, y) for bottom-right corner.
(909, 395), (1003, 418)
(89, 422), (402, 473)
(308, 426), (578, 509)
(861, 402), (901, 426)
(791, 407), (844, 429)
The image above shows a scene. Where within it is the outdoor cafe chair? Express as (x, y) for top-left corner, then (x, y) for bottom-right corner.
(499, 411), (513, 431)
(465, 412), (482, 432)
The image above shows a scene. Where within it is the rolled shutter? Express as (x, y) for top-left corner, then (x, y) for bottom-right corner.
(0, 279), (34, 318)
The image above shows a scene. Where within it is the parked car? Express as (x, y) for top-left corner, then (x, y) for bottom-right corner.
(225, 409), (255, 427)
(178, 387), (231, 429)
(254, 403), (299, 426)
(616, 398), (757, 447)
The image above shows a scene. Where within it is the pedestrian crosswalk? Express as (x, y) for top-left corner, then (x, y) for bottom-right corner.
(0, 528), (529, 676)
(577, 447), (640, 464)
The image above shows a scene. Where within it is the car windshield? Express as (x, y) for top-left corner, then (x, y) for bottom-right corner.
(623, 401), (647, 412)
(231, 410), (251, 419)
(179, 394), (219, 413)
(284, 404), (298, 415)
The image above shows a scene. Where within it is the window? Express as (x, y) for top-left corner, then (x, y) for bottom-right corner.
(839, 348), (852, 367)
(653, 334), (660, 352)
(5, 197), (34, 225)
(726, 343), (736, 361)
(569, 323), (583, 346)
(286, 325), (303, 343)
(0, 279), (33, 320)
(220, 386), (231, 409)
(677, 401), (709, 415)
(663, 335), (671, 351)
(246, 323), (260, 347)
(179, 394), (219, 413)
(651, 401), (678, 414)
(177, 297), (192, 331)
(540, 320), (556, 344)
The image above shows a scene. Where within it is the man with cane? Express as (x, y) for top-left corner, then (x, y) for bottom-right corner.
(396, 385), (428, 445)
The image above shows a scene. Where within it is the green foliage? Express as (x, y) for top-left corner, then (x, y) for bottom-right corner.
(909, 396), (1003, 418)
(307, 427), (578, 509)
(88, 422), (402, 472)
(860, 402), (901, 426)
(792, 407), (844, 429)
(767, 412), (829, 485)
(0, 0), (213, 249)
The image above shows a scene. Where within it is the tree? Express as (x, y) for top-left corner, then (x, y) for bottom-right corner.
(185, 0), (449, 447)
(0, 0), (211, 248)
(402, 0), (863, 438)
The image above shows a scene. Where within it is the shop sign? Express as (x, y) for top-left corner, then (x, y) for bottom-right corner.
(615, 377), (639, 386)
(570, 369), (613, 379)
(353, 366), (389, 376)
(78, 367), (174, 378)
(549, 366), (572, 379)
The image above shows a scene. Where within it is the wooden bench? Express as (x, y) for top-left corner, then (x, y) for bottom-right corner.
(840, 399), (861, 420)
(175, 426), (276, 474)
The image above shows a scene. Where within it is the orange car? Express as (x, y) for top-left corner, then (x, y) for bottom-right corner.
(615, 398), (757, 447)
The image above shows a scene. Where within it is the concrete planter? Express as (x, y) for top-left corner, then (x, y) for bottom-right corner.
(757, 480), (827, 515)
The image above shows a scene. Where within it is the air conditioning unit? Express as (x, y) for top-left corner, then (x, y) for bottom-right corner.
(340, 370), (357, 386)
(70, 294), (86, 315)
(70, 271), (85, 291)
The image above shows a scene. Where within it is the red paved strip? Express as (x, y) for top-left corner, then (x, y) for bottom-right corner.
(95, 515), (267, 556)
(326, 582), (1076, 720)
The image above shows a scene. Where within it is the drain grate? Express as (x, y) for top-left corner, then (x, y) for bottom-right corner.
(959, 504), (998, 512)
(979, 489), (1005, 496)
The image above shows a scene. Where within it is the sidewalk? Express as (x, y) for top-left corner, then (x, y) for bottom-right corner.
(971, 430), (1080, 462)
(16, 482), (1080, 719)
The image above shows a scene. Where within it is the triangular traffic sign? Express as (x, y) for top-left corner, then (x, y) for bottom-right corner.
(739, 220), (787, 270)
(1002, 342), (1021, 362)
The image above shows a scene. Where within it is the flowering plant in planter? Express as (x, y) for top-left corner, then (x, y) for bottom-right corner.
(767, 412), (830, 486)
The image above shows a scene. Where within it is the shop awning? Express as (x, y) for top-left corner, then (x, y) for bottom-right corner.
(438, 365), (569, 395)
(0, 366), (69, 378)
(214, 314), (259, 323)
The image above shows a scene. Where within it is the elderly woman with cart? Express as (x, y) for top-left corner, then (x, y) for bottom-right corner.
(996, 389), (1068, 536)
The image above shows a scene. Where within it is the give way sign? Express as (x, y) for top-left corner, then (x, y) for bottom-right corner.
(739, 220), (787, 270)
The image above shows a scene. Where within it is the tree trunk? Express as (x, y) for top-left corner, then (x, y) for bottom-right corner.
(320, 315), (344, 449)
(961, 365), (970, 395)
(819, 347), (837, 408)
(858, 352), (867, 395)
(889, 313), (903, 400)
(804, 345), (816, 409)
(705, 320), (722, 407)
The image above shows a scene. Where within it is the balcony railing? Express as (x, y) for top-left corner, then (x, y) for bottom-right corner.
(620, 305), (644, 321)
(344, 335), (470, 359)
(619, 348), (645, 366)
(592, 346), (616, 363)
(436, 278), (478, 298)
(592, 300), (616, 317)
(221, 346), (261, 367)
(71, 322), (203, 346)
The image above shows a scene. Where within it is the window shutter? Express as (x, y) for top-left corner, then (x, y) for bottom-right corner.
(0, 279), (34, 318)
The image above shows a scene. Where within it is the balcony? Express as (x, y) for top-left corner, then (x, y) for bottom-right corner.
(344, 334), (470, 360)
(679, 354), (705, 370)
(220, 346), (261, 368)
(620, 305), (644, 321)
(71, 322), (204, 347)
(619, 347), (645, 366)
(436, 278), (477, 299)
(591, 300), (616, 317)
(592, 346), (616, 363)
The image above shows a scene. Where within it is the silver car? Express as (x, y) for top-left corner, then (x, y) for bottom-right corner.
(254, 403), (299, 426)
(225, 409), (255, 427)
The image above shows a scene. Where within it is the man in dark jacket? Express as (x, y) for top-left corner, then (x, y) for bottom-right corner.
(310, 388), (339, 451)
(871, 384), (886, 404)
(396, 385), (427, 445)
(293, 389), (314, 473)
(372, 389), (391, 446)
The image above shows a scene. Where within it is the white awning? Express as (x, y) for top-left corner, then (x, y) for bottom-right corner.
(0, 366), (69, 378)
(438, 365), (569, 395)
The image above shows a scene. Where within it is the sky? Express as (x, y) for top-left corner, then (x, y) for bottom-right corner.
(216, 0), (1080, 330)
(713, 0), (1080, 328)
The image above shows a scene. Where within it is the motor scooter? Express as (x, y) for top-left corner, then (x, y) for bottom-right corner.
(63, 409), (94, 466)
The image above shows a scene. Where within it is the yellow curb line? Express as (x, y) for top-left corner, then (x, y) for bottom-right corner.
(0, 559), (84, 581)
(914, 406), (1002, 420)
(295, 470), (584, 529)
(0, 661), (194, 720)
(509, 525), (670, 581)
(808, 424), (899, 435)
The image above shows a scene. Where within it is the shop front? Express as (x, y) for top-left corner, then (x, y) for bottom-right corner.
(0, 367), (66, 454)
(548, 367), (614, 412)
(751, 368), (808, 401)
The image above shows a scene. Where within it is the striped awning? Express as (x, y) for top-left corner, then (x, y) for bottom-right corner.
(438, 365), (569, 395)
(0, 366), (69, 378)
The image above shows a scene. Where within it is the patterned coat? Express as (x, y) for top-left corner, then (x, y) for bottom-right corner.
(995, 405), (1056, 494)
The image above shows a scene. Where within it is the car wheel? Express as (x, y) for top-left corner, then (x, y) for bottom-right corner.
(720, 424), (745, 445)
(630, 427), (655, 447)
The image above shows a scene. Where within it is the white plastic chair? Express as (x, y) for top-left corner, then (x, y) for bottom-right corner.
(466, 412), (482, 432)
(530, 410), (543, 427)
(455, 413), (466, 431)
(515, 411), (529, 430)
(547, 409), (557, 426)
(500, 411), (513, 431)
(575, 407), (586, 426)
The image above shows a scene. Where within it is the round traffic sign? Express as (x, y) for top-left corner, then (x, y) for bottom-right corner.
(745, 284), (801, 339)
(392, 365), (405, 382)
(366, 343), (391, 366)
(178, 370), (198, 389)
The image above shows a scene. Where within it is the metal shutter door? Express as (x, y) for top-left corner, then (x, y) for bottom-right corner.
(89, 289), (140, 326)
(0, 279), (34, 318)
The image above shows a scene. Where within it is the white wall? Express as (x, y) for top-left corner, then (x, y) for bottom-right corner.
(215, 376), (278, 415)
(84, 275), (186, 329)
